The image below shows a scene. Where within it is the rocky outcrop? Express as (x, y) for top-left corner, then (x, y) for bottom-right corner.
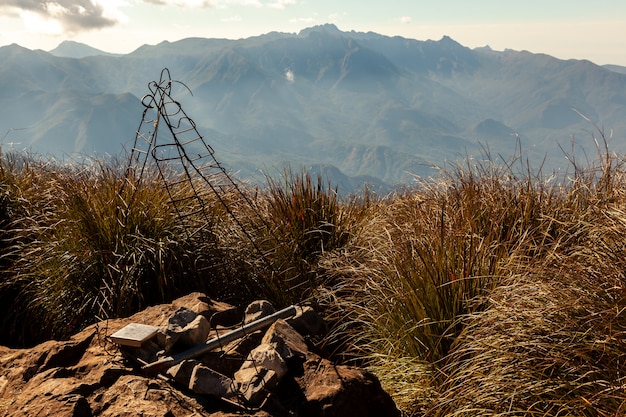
(0, 293), (399, 417)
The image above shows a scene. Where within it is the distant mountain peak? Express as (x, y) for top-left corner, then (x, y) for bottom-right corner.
(298, 24), (342, 36)
(48, 40), (118, 58)
(437, 35), (464, 48)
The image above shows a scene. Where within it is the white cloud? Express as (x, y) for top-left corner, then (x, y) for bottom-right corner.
(267, 0), (295, 9)
(144, 0), (285, 7)
(284, 68), (294, 83)
(289, 16), (314, 24)
(142, 0), (214, 6)
(0, 0), (127, 33)
(220, 15), (242, 22)
(20, 10), (64, 35)
(400, 16), (412, 24)
(156, 0), (299, 8)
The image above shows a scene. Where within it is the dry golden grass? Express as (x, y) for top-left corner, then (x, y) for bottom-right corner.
(322, 141), (626, 416)
(1, 137), (626, 416)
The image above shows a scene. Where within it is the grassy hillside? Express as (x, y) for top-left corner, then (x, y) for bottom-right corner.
(1, 134), (626, 416)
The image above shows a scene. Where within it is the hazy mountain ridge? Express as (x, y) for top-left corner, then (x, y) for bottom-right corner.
(1, 25), (626, 191)
(49, 40), (121, 58)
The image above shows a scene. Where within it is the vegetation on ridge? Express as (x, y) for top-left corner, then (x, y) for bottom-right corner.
(1, 132), (626, 416)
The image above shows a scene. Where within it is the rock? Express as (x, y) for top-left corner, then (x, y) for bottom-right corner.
(244, 300), (276, 324)
(172, 293), (241, 327)
(235, 344), (288, 383)
(180, 314), (211, 348)
(165, 359), (199, 386)
(297, 356), (401, 417)
(157, 307), (198, 351)
(286, 306), (327, 337)
(189, 365), (237, 398)
(156, 307), (211, 352)
(234, 344), (289, 406)
(91, 375), (209, 417)
(0, 293), (399, 417)
(239, 368), (279, 406)
(262, 319), (308, 363)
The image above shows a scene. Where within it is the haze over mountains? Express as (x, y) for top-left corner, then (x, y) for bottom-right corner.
(2, 24), (626, 191)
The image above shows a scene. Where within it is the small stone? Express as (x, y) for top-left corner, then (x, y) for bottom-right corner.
(240, 368), (278, 406)
(233, 346), (287, 408)
(235, 344), (288, 383)
(244, 300), (276, 324)
(166, 359), (199, 386)
(180, 314), (211, 348)
(189, 364), (237, 397)
(156, 307), (198, 352)
(262, 319), (308, 362)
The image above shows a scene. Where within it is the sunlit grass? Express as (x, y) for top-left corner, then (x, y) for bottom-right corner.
(1, 133), (626, 416)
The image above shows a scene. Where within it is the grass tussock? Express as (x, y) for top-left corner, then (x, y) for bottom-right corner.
(1, 132), (626, 416)
(227, 168), (369, 306)
(322, 137), (626, 416)
(0, 156), (227, 345)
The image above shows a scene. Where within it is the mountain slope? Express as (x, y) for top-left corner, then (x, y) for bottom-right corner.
(2, 25), (626, 190)
(49, 40), (120, 58)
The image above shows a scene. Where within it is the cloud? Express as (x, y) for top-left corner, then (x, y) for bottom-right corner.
(266, 0), (294, 9)
(143, 0), (297, 8)
(400, 16), (412, 24)
(143, 0), (278, 7)
(142, 0), (214, 6)
(220, 14), (241, 22)
(284, 68), (294, 83)
(289, 16), (314, 24)
(0, 0), (121, 32)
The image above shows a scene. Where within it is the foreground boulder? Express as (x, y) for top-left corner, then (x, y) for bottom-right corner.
(0, 293), (399, 417)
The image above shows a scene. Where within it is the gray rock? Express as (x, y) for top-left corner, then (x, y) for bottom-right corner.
(239, 368), (279, 406)
(166, 359), (199, 386)
(156, 307), (210, 352)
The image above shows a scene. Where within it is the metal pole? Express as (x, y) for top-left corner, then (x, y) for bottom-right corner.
(142, 305), (298, 375)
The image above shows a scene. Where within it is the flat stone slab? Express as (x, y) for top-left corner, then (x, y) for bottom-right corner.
(109, 323), (160, 347)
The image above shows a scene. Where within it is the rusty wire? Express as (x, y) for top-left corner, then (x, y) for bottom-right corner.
(120, 68), (270, 257)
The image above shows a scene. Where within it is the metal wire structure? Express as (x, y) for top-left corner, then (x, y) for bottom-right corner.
(122, 68), (268, 251)
(120, 68), (282, 409)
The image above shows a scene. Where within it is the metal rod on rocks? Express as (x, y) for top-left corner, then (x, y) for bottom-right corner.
(142, 305), (298, 375)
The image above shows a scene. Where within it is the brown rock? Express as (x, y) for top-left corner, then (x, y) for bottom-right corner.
(297, 356), (400, 417)
(172, 293), (240, 327)
(239, 368), (278, 406)
(166, 359), (200, 386)
(235, 344), (288, 383)
(91, 375), (209, 417)
(261, 319), (308, 363)
(180, 314), (211, 348)
(244, 300), (276, 324)
(0, 293), (399, 417)
(286, 306), (327, 337)
(157, 307), (198, 352)
(189, 365), (236, 397)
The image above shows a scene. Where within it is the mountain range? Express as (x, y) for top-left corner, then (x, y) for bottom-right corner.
(2, 24), (626, 192)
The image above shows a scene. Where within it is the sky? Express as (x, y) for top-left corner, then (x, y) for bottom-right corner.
(0, 0), (625, 66)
